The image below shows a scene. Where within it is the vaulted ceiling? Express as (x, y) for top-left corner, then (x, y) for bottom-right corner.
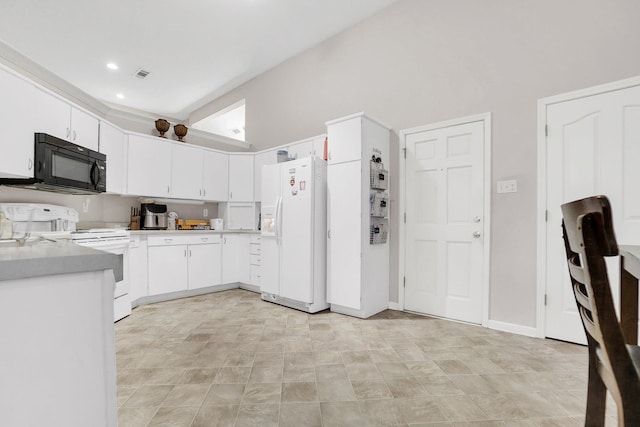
(0, 0), (396, 120)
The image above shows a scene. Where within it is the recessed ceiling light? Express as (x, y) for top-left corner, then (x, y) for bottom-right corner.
(106, 62), (119, 70)
(116, 93), (124, 99)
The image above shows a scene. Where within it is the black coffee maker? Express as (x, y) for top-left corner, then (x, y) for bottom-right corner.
(140, 203), (168, 230)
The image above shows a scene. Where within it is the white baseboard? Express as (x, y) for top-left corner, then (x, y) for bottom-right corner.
(486, 319), (537, 337)
(387, 302), (401, 311)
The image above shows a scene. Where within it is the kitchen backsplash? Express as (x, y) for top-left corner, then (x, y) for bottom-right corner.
(0, 187), (218, 225)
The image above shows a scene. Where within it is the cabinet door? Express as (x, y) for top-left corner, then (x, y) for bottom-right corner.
(237, 235), (251, 284)
(228, 154), (254, 201)
(203, 150), (229, 201)
(148, 245), (188, 295)
(33, 87), (72, 142)
(171, 143), (204, 199)
(99, 122), (128, 194)
(327, 117), (362, 164)
(223, 203), (255, 230)
(128, 236), (148, 302)
(287, 139), (313, 160)
(253, 150), (277, 202)
(0, 69), (35, 178)
(327, 162), (362, 308)
(127, 134), (172, 197)
(70, 107), (99, 151)
(222, 235), (240, 284)
(188, 243), (222, 290)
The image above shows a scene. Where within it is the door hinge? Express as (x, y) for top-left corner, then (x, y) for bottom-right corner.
(545, 124), (549, 137)
(544, 294), (548, 306)
(404, 212), (406, 223)
(545, 210), (548, 222)
(403, 277), (406, 288)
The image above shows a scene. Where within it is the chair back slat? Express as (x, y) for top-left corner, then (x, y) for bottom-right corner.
(561, 195), (640, 425)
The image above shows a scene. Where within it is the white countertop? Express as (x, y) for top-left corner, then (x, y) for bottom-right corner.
(0, 238), (123, 282)
(130, 229), (260, 236)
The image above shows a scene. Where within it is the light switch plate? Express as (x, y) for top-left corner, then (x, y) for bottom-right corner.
(497, 179), (517, 193)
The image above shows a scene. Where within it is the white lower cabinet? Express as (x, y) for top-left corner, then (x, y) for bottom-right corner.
(188, 242), (222, 290)
(129, 235), (148, 304)
(147, 234), (222, 296)
(249, 235), (261, 287)
(222, 234), (250, 284)
(148, 244), (188, 295)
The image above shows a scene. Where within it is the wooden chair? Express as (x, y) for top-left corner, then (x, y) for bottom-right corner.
(561, 195), (640, 426)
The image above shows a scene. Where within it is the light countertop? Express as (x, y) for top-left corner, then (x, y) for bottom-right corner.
(130, 229), (260, 236)
(0, 238), (123, 282)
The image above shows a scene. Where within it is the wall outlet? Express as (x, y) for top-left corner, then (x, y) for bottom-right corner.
(497, 179), (517, 193)
(203, 208), (209, 217)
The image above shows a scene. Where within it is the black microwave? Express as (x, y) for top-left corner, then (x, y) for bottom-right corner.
(0, 133), (106, 194)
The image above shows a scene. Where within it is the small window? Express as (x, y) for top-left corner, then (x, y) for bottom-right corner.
(191, 100), (245, 142)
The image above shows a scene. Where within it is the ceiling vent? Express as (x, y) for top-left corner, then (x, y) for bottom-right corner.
(134, 68), (151, 79)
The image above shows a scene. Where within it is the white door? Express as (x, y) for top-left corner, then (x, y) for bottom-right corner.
(403, 120), (485, 324)
(544, 84), (640, 344)
(280, 158), (313, 303)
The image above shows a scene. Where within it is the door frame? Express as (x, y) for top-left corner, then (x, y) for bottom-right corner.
(536, 75), (640, 338)
(398, 112), (492, 327)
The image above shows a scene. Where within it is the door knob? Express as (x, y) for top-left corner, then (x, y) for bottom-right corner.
(473, 231), (481, 238)
(473, 216), (481, 223)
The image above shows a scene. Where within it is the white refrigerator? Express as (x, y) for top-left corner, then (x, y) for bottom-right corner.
(260, 155), (328, 313)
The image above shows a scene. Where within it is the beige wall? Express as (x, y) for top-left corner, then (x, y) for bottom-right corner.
(192, 0), (640, 328)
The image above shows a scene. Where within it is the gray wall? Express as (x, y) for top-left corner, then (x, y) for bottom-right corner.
(191, 0), (640, 328)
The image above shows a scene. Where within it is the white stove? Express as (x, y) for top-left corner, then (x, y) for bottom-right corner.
(0, 203), (132, 322)
(71, 229), (131, 322)
(71, 228), (130, 246)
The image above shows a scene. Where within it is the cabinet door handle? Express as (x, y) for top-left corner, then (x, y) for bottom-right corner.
(201, 237), (208, 242)
(224, 237), (226, 244)
(167, 186), (170, 194)
(184, 249), (187, 257)
(164, 238), (173, 243)
(230, 191), (233, 199)
(73, 130), (77, 141)
(189, 249), (192, 257)
(28, 158), (33, 170)
(66, 128), (70, 138)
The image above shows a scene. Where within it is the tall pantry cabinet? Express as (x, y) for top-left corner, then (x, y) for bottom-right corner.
(326, 113), (390, 318)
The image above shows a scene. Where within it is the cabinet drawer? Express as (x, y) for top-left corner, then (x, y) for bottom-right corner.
(250, 235), (261, 244)
(250, 254), (261, 265)
(148, 234), (221, 246)
(250, 264), (260, 284)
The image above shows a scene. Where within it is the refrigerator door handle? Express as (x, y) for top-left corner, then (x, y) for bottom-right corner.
(275, 196), (283, 245)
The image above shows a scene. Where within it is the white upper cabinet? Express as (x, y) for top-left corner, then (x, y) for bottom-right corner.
(284, 135), (326, 161)
(99, 122), (128, 194)
(326, 116), (363, 165)
(0, 67), (35, 178)
(203, 149), (229, 201)
(127, 134), (172, 197)
(253, 149), (278, 202)
(228, 153), (254, 201)
(171, 143), (204, 200)
(32, 87), (99, 151)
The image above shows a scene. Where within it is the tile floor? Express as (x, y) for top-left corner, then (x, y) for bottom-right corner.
(115, 289), (618, 426)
